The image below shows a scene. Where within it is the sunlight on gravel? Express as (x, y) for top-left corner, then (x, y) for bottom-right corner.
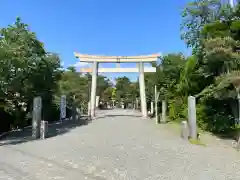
(0, 109), (240, 180)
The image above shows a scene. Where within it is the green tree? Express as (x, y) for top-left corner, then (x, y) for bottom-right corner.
(0, 17), (61, 129)
(181, 0), (221, 54)
(101, 87), (114, 102)
(115, 76), (138, 104)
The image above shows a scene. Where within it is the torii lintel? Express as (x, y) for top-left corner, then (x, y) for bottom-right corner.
(74, 52), (160, 63)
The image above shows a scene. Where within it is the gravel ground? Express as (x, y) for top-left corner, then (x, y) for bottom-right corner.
(0, 109), (240, 180)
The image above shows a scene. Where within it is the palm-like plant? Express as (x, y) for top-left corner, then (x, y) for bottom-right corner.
(177, 56), (198, 97)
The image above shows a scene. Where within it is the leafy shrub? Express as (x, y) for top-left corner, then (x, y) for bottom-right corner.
(197, 99), (235, 134)
(168, 97), (187, 121)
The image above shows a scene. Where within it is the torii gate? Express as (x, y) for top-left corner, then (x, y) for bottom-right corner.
(74, 52), (160, 118)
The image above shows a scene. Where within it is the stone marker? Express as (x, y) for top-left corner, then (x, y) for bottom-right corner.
(40, 121), (48, 139)
(76, 108), (80, 119)
(155, 85), (159, 124)
(96, 96), (100, 108)
(88, 102), (91, 117)
(121, 102), (124, 109)
(60, 95), (66, 121)
(32, 96), (42, 139)
(188, 96), (197, 139)
(72, 104), (77, 121)
(161, 100), (167, 123)
(136, 98), (139, 109)
(181, 121), (188, 140)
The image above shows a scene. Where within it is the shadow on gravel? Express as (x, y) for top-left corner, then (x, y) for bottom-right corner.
(0, 116), (91, 146)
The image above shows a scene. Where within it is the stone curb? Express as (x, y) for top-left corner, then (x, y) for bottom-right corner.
(0, 115), (86, 140)
(0, 132), (9, 139)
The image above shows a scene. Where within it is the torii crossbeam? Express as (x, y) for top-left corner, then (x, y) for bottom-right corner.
(80, 67), (156, 73)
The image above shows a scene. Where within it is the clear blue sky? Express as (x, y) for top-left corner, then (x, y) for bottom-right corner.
(0, 0), (190, 82)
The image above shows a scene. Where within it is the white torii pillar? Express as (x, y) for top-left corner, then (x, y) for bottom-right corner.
(90, 61), (98, 118)
(139, 62), (147, 118)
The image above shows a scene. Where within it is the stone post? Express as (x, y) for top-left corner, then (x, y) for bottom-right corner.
(161, 100), (167, 123)
(76, 108), (80, 119)
(32, 96), (42, 139)
(121, 102), (124, 109)
(155, 85), (158, 124)
(88, 101), (91, 117)
(150, 101), (154, 114)
(237, 92), (240, 124)
(139, 62), (147, 118)
(72, 103), (77, 121)
(80, 106), (83, 114)
(188, 96), (197, 139)
(136, 98), (139, 109)
(40, 121), (48, 139)
(90, 61), (98, 118)
(181, 121), (188, 140)
(60, 95), (66, 121)
(96, 96), (100, 108)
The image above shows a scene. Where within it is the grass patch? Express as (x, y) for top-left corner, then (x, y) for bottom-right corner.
(189, 138), (207, 147)
(155, 119), (207, 147)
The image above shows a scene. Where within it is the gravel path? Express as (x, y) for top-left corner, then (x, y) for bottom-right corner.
(0, 109), (240, 180)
